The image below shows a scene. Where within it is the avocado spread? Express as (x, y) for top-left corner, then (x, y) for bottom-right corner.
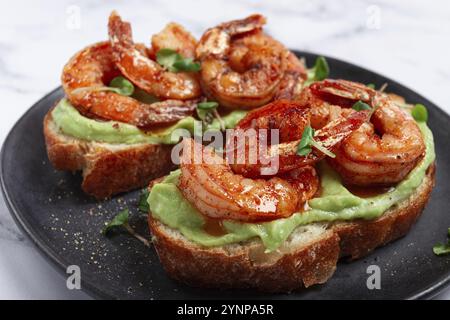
(148, 122), (435, 252)
(51, 99), (246, 145)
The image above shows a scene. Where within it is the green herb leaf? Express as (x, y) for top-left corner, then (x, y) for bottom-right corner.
(433, 243), (450, 256)
(352, 100), (372, 111)
(196, 101), (220, 127)
(138, 190), (150, 213)
(173, 58), (201, 72)
(411, 104), (428, 122)
(304, 56), (330, 86)
(197, 102), (218, 121)
(156, 48), (180, 72)
(296, 126), (315, 156)
(109, 76), (134, 96)
(131, 88), (159, 104)
(156, 48), (201, 73)
(198, 101), (219, 110)
(366, 83), (376, 89)
(297, 146), (312, 156)
(196, 108), (210, 121)
(102, 208), (129, 235)
(298, 126), (314, 148)
(313, 56), (329, 81)
(433, 227), (450, 256)
(296, 125), (335, 158)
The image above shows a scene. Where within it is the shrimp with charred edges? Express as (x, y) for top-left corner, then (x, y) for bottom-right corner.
(108, 11), (201, 100)
(227, 99), (369, 178)
(296, 80), (360, 130)
(298, 79), (425, 186)
(196, 14), (289, 109)
(274, 51), (307, 101)
(312, 81), (427, 186)
(179, 138), (319, 222)
(61, 42), (196, 128)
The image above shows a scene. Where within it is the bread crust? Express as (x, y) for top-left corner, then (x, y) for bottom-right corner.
(150, 219), (340, 292)
(43, 108), (175, 199)
(333, 164), (435, 260)
(148, 163), (435, 292)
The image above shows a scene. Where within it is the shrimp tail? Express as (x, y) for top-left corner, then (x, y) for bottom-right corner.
(227, 99), (370, 178)
(309, 79), (376, 108)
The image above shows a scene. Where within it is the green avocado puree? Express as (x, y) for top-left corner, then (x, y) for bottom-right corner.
(51, 99), (246, 145)
(148, 122), (435, 252)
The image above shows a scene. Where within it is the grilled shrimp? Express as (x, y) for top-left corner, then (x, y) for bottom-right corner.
(304, 80), (426, 186)
(227, 100), (369, 177)
(179, 138), (319, 222)
(274, 51), (307, 101)
(151, 22), (197, 59)
(297, 79), (371, 129)
(196, 14), (288, 109)
(108, 11), (201, 100)
(61, 42), (196, 128)
(329, 96), (426, 186)
(309, 79), (376, 108)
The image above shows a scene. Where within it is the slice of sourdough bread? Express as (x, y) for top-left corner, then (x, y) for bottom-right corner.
(43, 108), (175, 199)
(148, 163), (435, 292)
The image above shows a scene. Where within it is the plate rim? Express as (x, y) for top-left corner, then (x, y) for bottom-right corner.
(1, 51), (450, 300)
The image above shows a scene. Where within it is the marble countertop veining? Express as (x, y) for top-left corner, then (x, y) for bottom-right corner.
(0, 0), (449, 299)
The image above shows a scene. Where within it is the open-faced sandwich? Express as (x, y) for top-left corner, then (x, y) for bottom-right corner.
(145, 16), (436, 292)
(44, 12), (252, 198)
(44, 11), (436, 292)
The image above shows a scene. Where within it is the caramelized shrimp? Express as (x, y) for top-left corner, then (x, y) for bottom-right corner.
(309, 79), (376, 108)
(196, 14), (287, 109)
(108, 11), (201, 100)
(151, 22), (197, 59)
(235, 99), (310, 142)
(179, 138), (319, 222)
(304, 80), (426, 185)
(61, 42), (196, 127)
(297, 84), (351, 130)
(329, 96), (426, 186)
(274, 52), (307, 101)
(227, 100), (369, 177)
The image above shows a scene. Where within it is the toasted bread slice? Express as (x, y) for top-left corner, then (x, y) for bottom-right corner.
(43, 108), (175, 199)
(148, 163), (435, 292)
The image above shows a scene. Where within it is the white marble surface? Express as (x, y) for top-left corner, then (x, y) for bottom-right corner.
(0, 0), (449, 299)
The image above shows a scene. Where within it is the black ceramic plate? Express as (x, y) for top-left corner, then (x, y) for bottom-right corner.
(2, 52), (450, 300)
